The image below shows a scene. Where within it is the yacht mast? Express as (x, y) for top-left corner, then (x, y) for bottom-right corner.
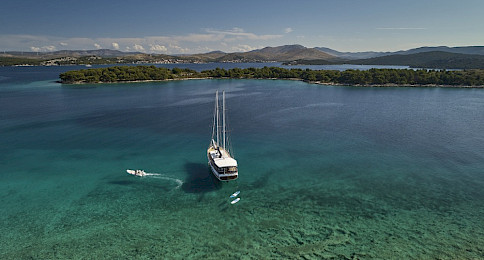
(215, 90), (220, 147)
(211, 90), (217, 145)
(223, 91), (226, 150)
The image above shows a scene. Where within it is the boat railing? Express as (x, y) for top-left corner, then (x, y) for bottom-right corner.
(225, 167), (238, 173)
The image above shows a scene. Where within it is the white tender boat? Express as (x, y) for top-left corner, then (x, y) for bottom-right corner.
(207, 90), (238, 181)
(126, 169), (147, 177)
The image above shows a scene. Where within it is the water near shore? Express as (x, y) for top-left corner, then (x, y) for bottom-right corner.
(1, 65), (483, 259)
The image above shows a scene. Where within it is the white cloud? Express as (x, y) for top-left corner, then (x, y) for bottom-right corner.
(231, 44), (258, 52)
(133, 44), (145, 51)
(147, 33), (224, 43)
(376, 27), (426, 30)
(193, 46), (213, 53)
(169, 44), (190, 53)
(284, 27), (293, 33)
(1, 29), (283, 54)
(229, 27), (244, 33)
(62, 37), (96, 47)
(205, 28), (282, 41)
(30, 45), (57, 52)
(44, 45), (56, 51)
(149, 44), (167, 53)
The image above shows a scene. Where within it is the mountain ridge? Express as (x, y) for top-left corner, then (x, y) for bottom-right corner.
(4, 45), (484, 60)
(316, 46), (484, 59)
(2, 45), (484, 69)
(215, 45), (337, 62)
(351, 51), (484, 69)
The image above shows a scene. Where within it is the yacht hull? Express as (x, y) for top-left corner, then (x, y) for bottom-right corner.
(208, 161), (238, 181)
(207, 147), (238, 181)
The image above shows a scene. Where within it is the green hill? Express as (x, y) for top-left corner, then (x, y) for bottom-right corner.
(214, 45), (337, 62)
(352, 51), (484, 69)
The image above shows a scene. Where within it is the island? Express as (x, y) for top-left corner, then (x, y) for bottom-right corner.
(59, 65), (484, 87)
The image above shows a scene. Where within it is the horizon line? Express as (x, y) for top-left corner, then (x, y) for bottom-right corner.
(2, 44), (483, 55)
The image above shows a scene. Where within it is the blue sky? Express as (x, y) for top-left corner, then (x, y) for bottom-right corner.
(1, 0), (483, 54)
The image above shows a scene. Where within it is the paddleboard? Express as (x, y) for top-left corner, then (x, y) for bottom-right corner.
(231, 198), (241, 204)
(230, 190), (240, 198)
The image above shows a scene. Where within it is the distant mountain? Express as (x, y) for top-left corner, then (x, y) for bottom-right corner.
(184, 51), (227, 61)
(254, 44), (307, 54)
(316, 46), (484, 59)
(393, 46), (484, 56)
(206, 50), (226, 54)
(214, 45), (337, 62)
(315, 47), (391, 59)
(352, 51), (484, 69)
(3, 45), (484, 69)
(252, 45), (336, 60)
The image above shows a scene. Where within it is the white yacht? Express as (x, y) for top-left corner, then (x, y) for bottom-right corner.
(207, 90), (238, 181)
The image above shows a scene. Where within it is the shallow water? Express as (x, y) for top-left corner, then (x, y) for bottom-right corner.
(0, 66), (483, 259)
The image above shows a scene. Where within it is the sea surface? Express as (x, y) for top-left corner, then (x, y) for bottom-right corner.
(1, 64), (483, 259)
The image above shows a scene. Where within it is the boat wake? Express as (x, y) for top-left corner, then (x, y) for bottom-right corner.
(148, 174), (183, 190)
(126, 169), (183, 190)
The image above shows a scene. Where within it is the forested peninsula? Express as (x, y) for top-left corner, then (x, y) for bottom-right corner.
(59, 65), (484, 87)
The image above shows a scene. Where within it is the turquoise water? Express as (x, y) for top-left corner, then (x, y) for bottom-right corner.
(1, 66), (483, 259)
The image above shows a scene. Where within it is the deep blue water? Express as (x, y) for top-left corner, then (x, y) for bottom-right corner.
(0, 65), (483, 259)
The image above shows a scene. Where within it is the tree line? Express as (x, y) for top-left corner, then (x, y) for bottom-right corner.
(59, 66), (195, 83)
(59, 65), (484, 86)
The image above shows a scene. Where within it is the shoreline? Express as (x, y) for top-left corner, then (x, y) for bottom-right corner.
(59, 77), (484, 89)
(309, 80), (484, 88)
(58, 77), (210, 85)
